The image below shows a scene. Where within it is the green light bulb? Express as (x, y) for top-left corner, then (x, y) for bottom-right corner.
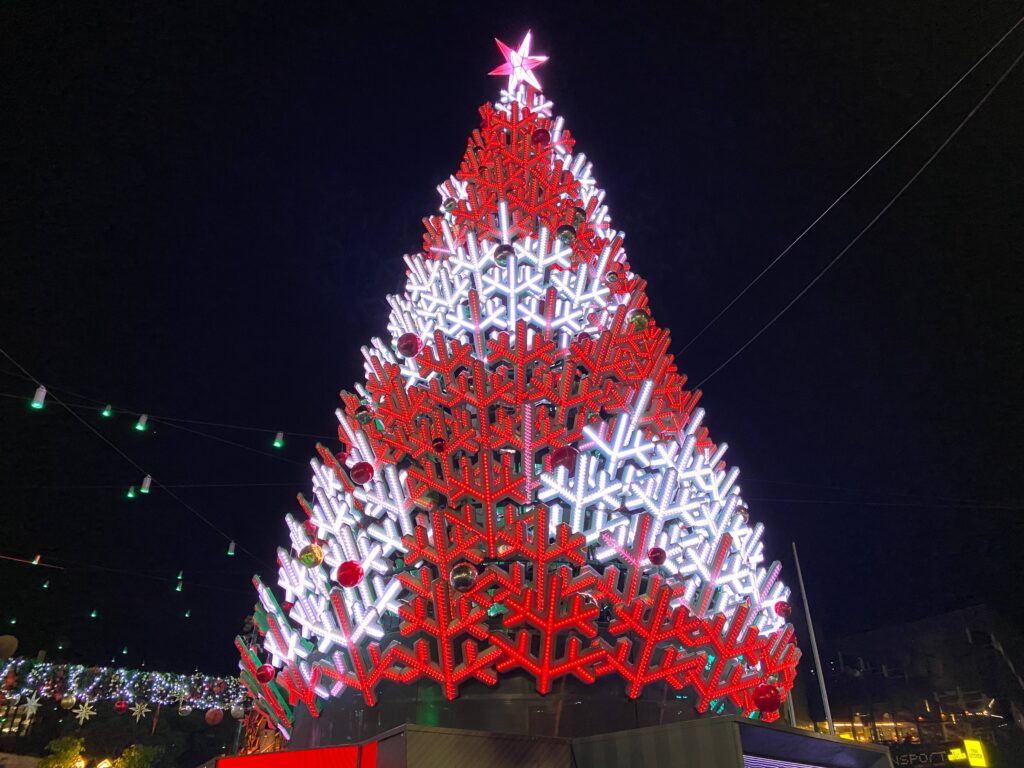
(126, 486), (137, 499)
(90, 609), (98, 618)
(101, 405), (113, 418)
(175, 581), (183, 593)
(122, 647), (128, 655)
(42, 580), (50, 589)
(272, 431), (284, 449)
(184, 609), (191, 618)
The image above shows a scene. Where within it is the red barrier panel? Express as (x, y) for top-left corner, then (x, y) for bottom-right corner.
(218, 743), (373, 768)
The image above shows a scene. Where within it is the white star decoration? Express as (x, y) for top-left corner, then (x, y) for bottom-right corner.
(171, 691), (189, 707)
(130, 701), (152, 723)
(22, 692), (42, 717)
(73, 700), (96, 725)
(490, 31), (548, 92)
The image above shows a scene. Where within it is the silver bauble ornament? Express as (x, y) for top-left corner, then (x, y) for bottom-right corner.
(449, 562), (478, 593)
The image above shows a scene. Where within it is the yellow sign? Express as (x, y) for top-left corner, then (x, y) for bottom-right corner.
(963, 739), (987, 767)
(947, 747), (967, 761)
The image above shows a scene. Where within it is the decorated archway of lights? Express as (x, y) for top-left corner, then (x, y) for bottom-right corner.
(238, 32), (800, 738)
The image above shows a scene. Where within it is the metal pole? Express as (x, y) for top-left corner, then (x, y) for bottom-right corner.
(792, 541), (835, 735)
(786, 687), (797, 726)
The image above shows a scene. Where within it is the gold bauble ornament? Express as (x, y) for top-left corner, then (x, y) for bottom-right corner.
(298, 543), (324, 568)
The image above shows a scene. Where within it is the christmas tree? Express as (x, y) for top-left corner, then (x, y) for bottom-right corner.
(239, 32), (800, 737)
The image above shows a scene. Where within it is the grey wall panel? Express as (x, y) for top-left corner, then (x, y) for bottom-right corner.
(572, 718), (742, 768)
(404, 727), (574, 768)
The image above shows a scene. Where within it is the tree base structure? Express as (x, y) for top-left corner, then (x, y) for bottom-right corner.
(287, 670), (720, 747)
(213, 717), (893, 768)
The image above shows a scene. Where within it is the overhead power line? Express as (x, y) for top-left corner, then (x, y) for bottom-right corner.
(676, 10), (1024, 358)
(696, 42), (1024, 388)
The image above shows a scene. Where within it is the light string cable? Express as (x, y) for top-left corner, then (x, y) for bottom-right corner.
(0, 388), (315, 467)
(676, 10), (1024, 357)
(695, 42), (1024, 388)
(149, 416), (309, 467)
(0, 346), (274, 570)
(0, 368), (336, 440)
(0, 551), (253, 595)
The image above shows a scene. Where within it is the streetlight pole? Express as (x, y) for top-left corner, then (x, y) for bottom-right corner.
(793, 541), (835, 736)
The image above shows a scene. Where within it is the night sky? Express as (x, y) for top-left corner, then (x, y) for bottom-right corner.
(2, 2), (1022, 678)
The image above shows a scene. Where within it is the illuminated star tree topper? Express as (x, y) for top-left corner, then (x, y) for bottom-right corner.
(489, 30), (548, 91)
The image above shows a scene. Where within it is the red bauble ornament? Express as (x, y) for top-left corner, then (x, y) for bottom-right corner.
(115, 700), (129, 714)
(350, 462), (374, 485)
(396, 333), (422, 358)
(205, 707), (224, 726)
(335, 450), (348, 465)
(752, 683), (783, 713)
(531, 127), (550, 147)
(648, 547), (667, 566)
(255, 664), (275, 684)
(431, 436), (447, 453)
(3, 671), (16, 689)
(303, 519), (317, 537)
(775, 600), (793, 619)
(281, 601), (294, 614)
(336, 560), (364, 588)
(551, 446), (578, 471)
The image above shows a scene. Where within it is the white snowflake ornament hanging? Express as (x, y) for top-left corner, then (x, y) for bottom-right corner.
(73, 700), (97, 725)
(22, 692), (43, 717)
